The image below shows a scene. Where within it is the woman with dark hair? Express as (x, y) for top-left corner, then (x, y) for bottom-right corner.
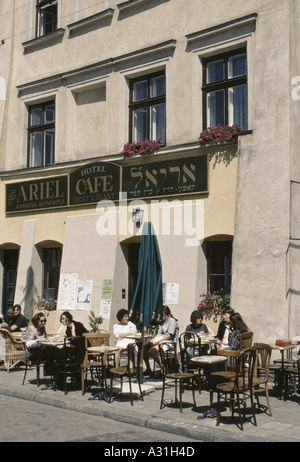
(143, 306), (179, 375)
(23, 312), (53, 375)
(113, 309), (137, 367)
(216, 307), (235, 349)
(59, 311), (88, 338)
(59, 311), (88, 357)
(185, 310), (209, 336)
(226, 313), (249, 351)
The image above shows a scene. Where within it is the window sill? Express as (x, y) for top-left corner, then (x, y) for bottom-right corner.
(67, 9), (114, 34)
(117, 0), (155, 12)
(22, 28), (65, 52)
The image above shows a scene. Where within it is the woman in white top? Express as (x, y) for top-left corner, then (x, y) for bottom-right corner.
(144, 306), (178, 375)
(113, 309), (137, 367)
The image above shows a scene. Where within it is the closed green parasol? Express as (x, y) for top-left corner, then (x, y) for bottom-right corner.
(129, 222), (163, 382)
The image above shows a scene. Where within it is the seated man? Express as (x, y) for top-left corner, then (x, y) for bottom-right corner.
(1, 306), (15, 329)
(7, 304), (28, 332)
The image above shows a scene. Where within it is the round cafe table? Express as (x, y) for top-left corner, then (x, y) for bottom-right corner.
(86, 345), (119, 400)
(191, 355), (227, 406)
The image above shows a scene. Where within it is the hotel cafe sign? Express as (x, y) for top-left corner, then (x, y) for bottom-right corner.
(6, 155), (208, 213)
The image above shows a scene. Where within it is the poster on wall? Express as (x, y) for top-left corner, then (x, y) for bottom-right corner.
(100, 299), (111, 319)
(100, 279), (113, 319)
(76, 279), (93, 310)
(57, 273), (78, 310)
(163, 282), (179, 305)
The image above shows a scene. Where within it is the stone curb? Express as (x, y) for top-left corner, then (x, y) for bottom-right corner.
(0, 384), (277, 443)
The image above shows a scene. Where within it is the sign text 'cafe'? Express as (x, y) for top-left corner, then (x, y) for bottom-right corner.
(5, 155), (208, 213)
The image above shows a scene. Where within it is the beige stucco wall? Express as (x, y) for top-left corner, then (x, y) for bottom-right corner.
(0, 0), (299, 345)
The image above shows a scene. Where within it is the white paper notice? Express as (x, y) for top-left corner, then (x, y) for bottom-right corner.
(164, 283), (179, 304)
(57, 273), (78, 310)
(76, 279), (93, 310)
(100, 299), (111, 319)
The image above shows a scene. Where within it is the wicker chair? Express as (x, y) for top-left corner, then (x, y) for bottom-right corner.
(0, 328), (26, 373)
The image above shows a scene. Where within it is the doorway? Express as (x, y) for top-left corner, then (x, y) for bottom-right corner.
(127, 243), (140, 310)
(1, 249), (19, 316)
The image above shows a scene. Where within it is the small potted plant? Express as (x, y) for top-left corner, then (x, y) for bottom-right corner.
(88, 310), (104, 332)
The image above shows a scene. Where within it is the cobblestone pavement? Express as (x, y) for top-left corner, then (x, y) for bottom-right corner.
(0, 394), (201, 442)
(0, 363), (299, 442)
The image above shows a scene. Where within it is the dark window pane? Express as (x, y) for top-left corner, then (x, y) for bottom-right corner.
(45, 128), (55, 165)
(132, 107), (147, 141)
(150, 103), (165, 142)
(43, 248), (62, 300)
(207, 89), (225, 127)
(150, 75), (166, 98)
(228, 84), (248, 129)
(30, 131), (43, 167)
(207, 60), (224, 84)
(207, 241), (232, 293)
(228, 53), (247, 78)
(31, 107), (43, 126)
(39, 5), (57, 35)
(133, 80), (148, 102)
(45, 103), (55, 123)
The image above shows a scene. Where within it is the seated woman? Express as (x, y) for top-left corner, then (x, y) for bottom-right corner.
(59, 311), (88, 359)
(216, 307), (235, 349)
(226, 313), (250, 351)
(143, 306), (179, 375)
(184, 310), (210, 357)
(113, 309), (137, 367)
(23, 312), (53, 376)
(185, 310), (209, 336)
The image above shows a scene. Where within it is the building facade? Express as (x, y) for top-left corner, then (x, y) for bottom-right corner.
(0, 0), (299, 342)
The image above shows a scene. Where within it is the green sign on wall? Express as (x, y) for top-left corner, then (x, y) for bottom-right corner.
(5, 155), (208, 213)
(122, 156), (208, 199)
(69, 162), (121, 206)
(6, 176), (68, 213)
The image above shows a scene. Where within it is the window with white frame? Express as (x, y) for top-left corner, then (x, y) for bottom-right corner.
(202, 48), (248, 129)
(36, 0), (58, 37)
(129, 71), (166, 143)
(28, 101), (55, 167)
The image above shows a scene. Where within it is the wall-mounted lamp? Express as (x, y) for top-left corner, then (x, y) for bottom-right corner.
(132, 208), (144, 224)
(0, 40), (5, 46)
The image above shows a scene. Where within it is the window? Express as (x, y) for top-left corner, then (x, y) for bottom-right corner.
(206, 241), (232, 294)
(202, 49), (248, 130)
(28, 101), (55, 167)
(129, 71), (166, 143)
(36, 0), (58, 37)
(42, 248), (61, 300)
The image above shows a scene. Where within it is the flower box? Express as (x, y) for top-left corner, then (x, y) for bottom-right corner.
(121, 138), (162, 158)
(198, 124), (242, 147)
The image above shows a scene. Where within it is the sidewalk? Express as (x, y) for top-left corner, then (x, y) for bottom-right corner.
(0, 363), (299, 442)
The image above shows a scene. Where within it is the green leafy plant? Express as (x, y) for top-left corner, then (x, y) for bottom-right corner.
(197, 289), (231, 319)
(88, 310), (103, 332)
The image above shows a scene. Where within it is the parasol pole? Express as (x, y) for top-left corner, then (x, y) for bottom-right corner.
(139, 328), (145, 384)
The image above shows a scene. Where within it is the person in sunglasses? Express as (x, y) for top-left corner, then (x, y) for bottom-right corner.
(2, 304), (28, 332)
(23, 312), (53, 376)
